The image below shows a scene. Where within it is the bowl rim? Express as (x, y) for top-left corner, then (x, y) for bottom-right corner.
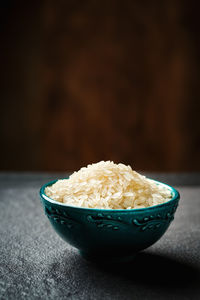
(40, 178), (180, 212)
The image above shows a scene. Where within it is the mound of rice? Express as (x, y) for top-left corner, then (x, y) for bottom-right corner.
(45, 161), (172, 209)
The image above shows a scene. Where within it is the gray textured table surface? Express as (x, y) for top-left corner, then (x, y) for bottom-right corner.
(0, 173), (200, 300)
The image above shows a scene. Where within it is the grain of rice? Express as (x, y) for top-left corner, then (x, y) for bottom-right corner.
(45, 161), (172, 209)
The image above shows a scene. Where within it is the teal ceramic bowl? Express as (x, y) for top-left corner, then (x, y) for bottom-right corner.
(40, 179), (180, 262)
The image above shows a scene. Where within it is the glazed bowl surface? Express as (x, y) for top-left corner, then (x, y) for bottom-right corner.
(40, 179), (180, 262)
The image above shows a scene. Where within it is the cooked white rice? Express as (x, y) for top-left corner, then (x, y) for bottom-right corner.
(45, 161), (172, 209)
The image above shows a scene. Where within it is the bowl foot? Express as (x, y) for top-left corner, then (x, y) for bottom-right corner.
(79, 250), (137, 263)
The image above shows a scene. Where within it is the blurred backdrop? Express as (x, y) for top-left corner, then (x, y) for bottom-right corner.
(0, 1), (199, 172)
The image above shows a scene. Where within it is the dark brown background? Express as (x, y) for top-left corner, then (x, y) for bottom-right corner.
(0, 1), (199, 172)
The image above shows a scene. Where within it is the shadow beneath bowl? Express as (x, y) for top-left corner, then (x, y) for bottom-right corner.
(46, 249), (200, 299)
(85, 251), (200, 289)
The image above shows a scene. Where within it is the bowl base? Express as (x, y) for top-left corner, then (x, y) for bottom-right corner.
(79, 250), (137, 263)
